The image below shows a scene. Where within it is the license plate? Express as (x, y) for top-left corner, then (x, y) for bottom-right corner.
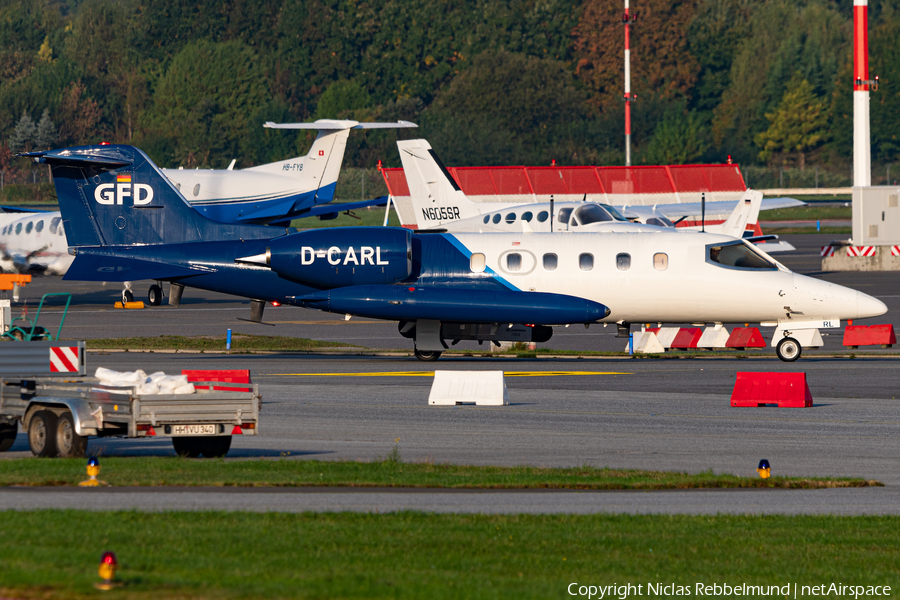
(172, 424), (217, 436)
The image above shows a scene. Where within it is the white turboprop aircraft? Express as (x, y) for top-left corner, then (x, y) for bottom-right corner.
(1, 119), (414, 283)
(170, 119), (416, 225)
(396, 139), (795, 250)
(0, 211), (71, 275)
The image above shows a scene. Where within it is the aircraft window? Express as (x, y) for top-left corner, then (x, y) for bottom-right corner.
(601, 204), (629, 222)
(193, 183), (201, 197)
(50, 217), (60, 234)
(492, 214), (502, 224)
(522, 211), (533, 222)
(579, 253), (594, 271)
(1, 226), (5, 235)
(35, 220), (44, 232)
(506, 253), (522, 272)
(505, 212), (517, 224)
(707, 241), (777, 270)
(536, 211), (549, 223)
(15, 223), (22, 235)
(543, 253), (558, 271)
(573, 204), (614, 225)
(557, 207), (573, 224)
(470, 253), (486, 273)
(616, 253), (631, 271)
(483, 216), (490, 224)
(654, 253), (668, 271)
(25, 222), (33, 234)
(647, 217), (674, 227)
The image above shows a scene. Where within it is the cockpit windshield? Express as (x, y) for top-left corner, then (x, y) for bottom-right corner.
(601, 204), (629, 222)
(707, 241), (778, 270)
(571, 204), (613, 225)
(571, 203), (630, 226)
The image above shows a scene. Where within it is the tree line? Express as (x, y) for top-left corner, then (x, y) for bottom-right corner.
(0, 0), (898, 180)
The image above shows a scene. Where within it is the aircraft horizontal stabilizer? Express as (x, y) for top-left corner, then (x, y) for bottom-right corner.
(19, 148), (131, 168)
(299, 196), (389, 221)
(64, 253), (209, 282)
(1, 205), (50, 213)
(264, 120), (417, 130)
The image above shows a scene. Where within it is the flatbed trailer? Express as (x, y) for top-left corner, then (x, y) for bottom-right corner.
(0, 376), (260, 458)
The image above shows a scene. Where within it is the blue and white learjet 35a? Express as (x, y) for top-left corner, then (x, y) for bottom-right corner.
(23, 144), (886, 361)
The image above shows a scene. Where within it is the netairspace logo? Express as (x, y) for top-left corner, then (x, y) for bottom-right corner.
(567, 583), (892, 599)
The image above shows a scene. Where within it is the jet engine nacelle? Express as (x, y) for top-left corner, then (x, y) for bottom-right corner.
(253, 227), (412, 289)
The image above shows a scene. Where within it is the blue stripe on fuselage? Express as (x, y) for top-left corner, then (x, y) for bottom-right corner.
(408, 234), (518, 291)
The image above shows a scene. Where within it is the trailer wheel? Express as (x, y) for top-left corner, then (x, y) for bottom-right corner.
(56, 412), (88, 458)
(0, 422), (17, 452)
(28, 411), (58, 457)
(172, 437), (202, 458)
(198, 436), (232, 458)
(148, 284), (163, 306)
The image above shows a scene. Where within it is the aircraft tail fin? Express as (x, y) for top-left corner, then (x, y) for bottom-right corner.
(21, 145), (272, 247)
(396, 139), (482, 229)
(254, 120), (417, 205)
(707, 190), (762, 238)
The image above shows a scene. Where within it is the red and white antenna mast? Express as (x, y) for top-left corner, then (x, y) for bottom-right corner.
(623, 0), (634, 166)
(853, 0), (871, 186)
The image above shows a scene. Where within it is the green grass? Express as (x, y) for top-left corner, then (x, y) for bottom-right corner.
(759, 205), (851, 221)
(0, 511), (897, 599)
(0, 457), (877, 489)
(83, 334), (357, 351)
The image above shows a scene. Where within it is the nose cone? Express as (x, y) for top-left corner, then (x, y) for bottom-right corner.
(857, 291), (888, 319)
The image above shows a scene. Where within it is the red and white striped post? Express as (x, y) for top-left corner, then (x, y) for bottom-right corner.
(623, 0), (633, 166)
(853, 0), (871, 187)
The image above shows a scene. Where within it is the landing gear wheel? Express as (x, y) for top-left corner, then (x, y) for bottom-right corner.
(148, 284), (163, 306)
(414, 348), (442, 362)
(28, 411), (58, 457)
(172, 437), (202, 458)
(776, 337), (801, 362)
(197, 436), (232, 458)
(55, 411), (88, 458)
(122, 289), (134, 303)
(0, 422), (17, 452)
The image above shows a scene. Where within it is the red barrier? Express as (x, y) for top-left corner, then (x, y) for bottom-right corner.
(670, 327), (703, 349)
(182, 369), (252, 391)
(843, 324), (896, 348)
(731, 372), (813, 408)
(725, 327), (766, 349)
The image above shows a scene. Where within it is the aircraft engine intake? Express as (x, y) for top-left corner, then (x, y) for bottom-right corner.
(263, 227), (412, 288)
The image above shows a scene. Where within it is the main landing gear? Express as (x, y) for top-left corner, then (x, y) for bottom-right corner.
(121, 281), (167, 306)
(413, 347), (442, 361)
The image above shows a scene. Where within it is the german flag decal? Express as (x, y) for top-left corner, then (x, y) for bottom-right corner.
(116, 174), (132, 183)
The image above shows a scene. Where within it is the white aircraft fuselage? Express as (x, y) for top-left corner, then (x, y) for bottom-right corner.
(451, 231), (884, 326)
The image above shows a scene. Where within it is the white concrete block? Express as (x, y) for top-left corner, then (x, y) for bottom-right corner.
(697, 327), (730, 349)
(626, 332), (666, 354)
(429, 370), (508, 406)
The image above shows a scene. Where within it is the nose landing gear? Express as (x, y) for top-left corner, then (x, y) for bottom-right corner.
(776, 337), (801, 362)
